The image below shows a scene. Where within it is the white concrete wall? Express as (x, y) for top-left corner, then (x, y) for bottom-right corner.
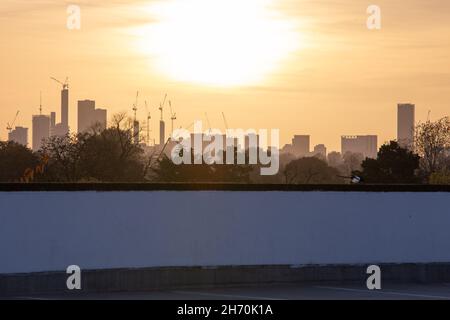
(0, 191), (449, 274)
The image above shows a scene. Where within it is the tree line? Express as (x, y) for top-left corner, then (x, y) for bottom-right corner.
(1, 115), (449, 184)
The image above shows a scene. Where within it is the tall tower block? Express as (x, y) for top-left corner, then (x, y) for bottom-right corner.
(160, 121), (165, 146)
(397, 103), (415, 149)
(61, 88), (69, 129)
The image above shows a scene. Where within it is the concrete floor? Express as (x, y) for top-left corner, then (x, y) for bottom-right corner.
(7, 282), (450, 300)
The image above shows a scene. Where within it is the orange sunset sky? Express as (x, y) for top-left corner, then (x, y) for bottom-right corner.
(1, 0), (449, 151)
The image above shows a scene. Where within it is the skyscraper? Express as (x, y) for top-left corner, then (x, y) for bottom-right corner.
(8, 127), (28, 147)
(78, 100), (107, 133)
(397, 103), (415, 149)
(93, 109), (107, 131)
(32, 115), (51, 151)
(341, 135), (378, 159)
(160, 120), (166, 145)
(292, 135), (310, 157)
(281, 135), (310, 158)
(61, 87), (69, 129)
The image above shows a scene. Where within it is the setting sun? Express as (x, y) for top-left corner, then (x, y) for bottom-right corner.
(137, 0), (300, 86)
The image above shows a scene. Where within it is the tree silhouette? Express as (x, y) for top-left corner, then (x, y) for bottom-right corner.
(0, 141), (38, 182)
(357, 141), (420, 184)
(283, 157), (344, 184)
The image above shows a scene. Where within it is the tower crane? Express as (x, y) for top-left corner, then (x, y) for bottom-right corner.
(222, 112), (229, 131)
(39, 91), (43, 115)
(50, 77), (69, 90)
(6, 111), (20, 133)
(145, 100), (152, 146)
(132, 91), (139, 122)
(204, 112), (212, 133)
(169, 101), (177, 135)
(159, 94), (167, 121)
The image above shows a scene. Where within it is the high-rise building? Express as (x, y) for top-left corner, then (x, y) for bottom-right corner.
(52, 123), (69, 137)
(61, 87), (69, 129)
(8, 127), (28, 147)
(50, 87), (69, 137)
(341, 135), (378, 159)
(313, 144), (327, 160)
(32, 115), (51, 151)
(160, 120), (166, 145)
(50, 112), (56, 128)
(77, 100), (107, 133)
(281, 135), (310, 158)
(292, 135), (310, 157)
(93, 109), (107, 131)
(397, 103), (415, 149)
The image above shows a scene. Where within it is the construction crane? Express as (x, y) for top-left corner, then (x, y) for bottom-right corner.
(6, 110), (20, 133)
(132, 91), (139, 122)
(180, 122), (194, 131)
(145, 100), (151, 146)
(169, 101), (177, 135)
(222, 112), (229, 130)
(204, 112), (212, 133)
(39, 91), (43, 115)
(131, 91), (140, 145)
(159, 94), (167, 121)
(50, 77), (69, 90)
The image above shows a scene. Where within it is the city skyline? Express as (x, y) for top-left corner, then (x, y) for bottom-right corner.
(1, 0), (450, 151)
(4, 83), (426, 161)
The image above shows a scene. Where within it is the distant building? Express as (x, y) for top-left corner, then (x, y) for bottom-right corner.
(50, 112), (56, 128)
(341, 135), (378, 159)
(159, 120), (166, 145)
(292, 135), (310, 157)
(52, 123), (69, 137)
(8, 126), (28, 147)
(32, 115), (51, 151)
(282, 135), (310, 158)
(61, 87), (69, 130)
(313, 144), (327, 160)
(77, 100), (107, 133)
(397, 103), (415, 149)
(93, 109), (107, 130)
(49, 88), (69, 137)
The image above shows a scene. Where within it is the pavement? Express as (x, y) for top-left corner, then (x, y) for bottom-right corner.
(6, 282), (450, 300)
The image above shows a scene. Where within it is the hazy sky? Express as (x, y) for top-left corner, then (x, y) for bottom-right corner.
(1, 0), (449, 151)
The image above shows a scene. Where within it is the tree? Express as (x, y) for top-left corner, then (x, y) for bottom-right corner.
(251, 152), (295, 184)
(0, 141), (38, 182)
(149, 148), (253, 183)
(39, 134), (84, 182)
(327, 151), (343, 168)
(78, 126), (145, 182)
(283, 157), (344, 184)
(343, 152), (364, 174)
(39, 113), (148, 182)
(415, 117), (450, 179)
(358, 141), (420, 184)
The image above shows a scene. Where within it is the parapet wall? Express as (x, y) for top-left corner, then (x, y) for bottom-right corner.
(1, 187), (449, 274)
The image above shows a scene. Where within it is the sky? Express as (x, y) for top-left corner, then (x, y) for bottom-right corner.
(1, 0), (450, 152)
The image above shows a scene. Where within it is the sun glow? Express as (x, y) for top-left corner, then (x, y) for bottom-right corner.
(137, 0), (301, 86)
